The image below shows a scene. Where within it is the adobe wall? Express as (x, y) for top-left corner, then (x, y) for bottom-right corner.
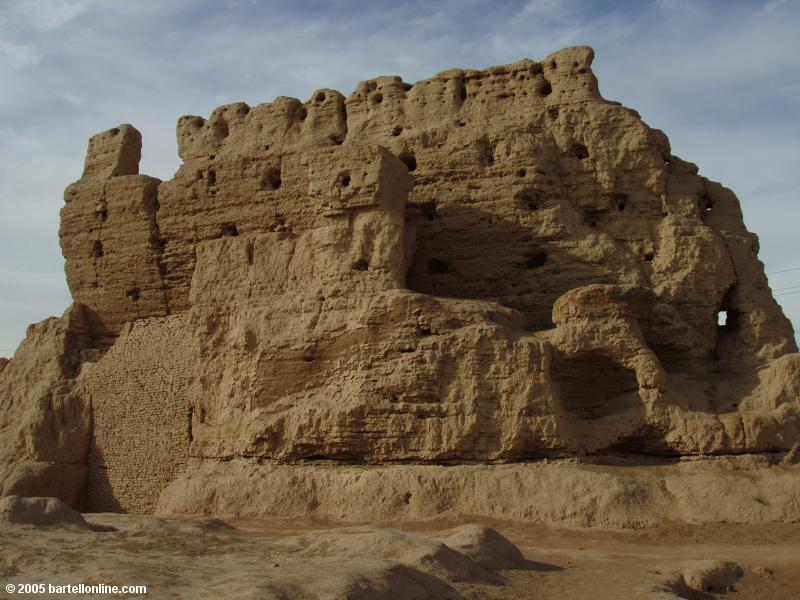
(80, 315), (192, 512)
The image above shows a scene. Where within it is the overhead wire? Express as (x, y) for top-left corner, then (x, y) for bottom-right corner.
(767, 267), (800, 275)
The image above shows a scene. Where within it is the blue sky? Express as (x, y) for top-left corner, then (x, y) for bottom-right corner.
(1, 0), (798, 354)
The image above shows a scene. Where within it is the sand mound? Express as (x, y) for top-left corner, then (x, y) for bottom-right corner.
(272, 525), (517, 587)
(0, 495), (101, 530)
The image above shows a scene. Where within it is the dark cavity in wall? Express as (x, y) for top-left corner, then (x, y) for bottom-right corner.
(220, 223), (238, 237)
(399, 152), (417, 172)
(556, 351), (640, 420)
(519, 249), (547, 269)
(699, 192), (714, 218)
(572, 143), (589, 160)
(427, 259), (451, 274)
(713, 286), (743, 371)
(515, 189), (540, 211)
(479, 141), (495, 167)
(261, 168), (282, 190)
(406, 206), (612, 333)
(458, 79), (468, 103)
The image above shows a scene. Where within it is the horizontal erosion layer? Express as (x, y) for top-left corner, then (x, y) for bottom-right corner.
(157, 454), (800, 528)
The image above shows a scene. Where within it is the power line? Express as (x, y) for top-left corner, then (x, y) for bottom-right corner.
(768, 267), (800, 275)
(774, 285), (800, 292)
(775, 290), (800, 297)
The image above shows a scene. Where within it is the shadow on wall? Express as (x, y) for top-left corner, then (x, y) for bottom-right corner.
(84, 442), (125, 513)
(405, 204), (618, 331)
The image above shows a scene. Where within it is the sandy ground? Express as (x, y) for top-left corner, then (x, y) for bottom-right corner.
(2, 509), (799, 599)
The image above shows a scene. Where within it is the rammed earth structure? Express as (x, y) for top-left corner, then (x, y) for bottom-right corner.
(0, 46), (798, 521)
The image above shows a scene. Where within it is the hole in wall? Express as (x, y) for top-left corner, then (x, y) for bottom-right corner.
(92, 240), (104, 258)
(298, 106), (307, 121)
(418, 201), (438, 221)
(539, 80), (553, 96)
(220, 223), (238, 237)
(615, 193), (628, 211)
(261, 168), (282, 190)
(338, 172), (351, 187)
(713, 286), (743, 368)
(572, 143), (589, 160)
(329, 134), (344, 145)
(459, 84), (467, 102)
(391, 126), (403, 136)
(550, 60), (557, 69)
(372, 92), (384, 105)
(399, 152), (417, 172)
(700, 193), (714, 216)
(96, 208), (107, 221)
(207, 170), (216, 185)
(126, 287), (140, 302)
(352, 259), (369, 271)
(520, 249), (547, 269)
(427, 258), (451, 274)
(583, 210), (603, 229)
(645, 252), (654, 263)
(315, 91), (326, 102)
(514, 189), (540, 211)
(478, 140), (495, 167)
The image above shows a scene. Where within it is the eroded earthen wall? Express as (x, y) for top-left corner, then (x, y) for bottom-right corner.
(44, 45), (800, 512)
(80, 316), (192, 512)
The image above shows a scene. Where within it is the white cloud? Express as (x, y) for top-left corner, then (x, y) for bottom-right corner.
(4, 0), (93, 30)
(0, 39), (41, 68)
(57, 90), (86, 107)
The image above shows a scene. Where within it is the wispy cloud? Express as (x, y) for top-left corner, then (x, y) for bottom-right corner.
(0, 39), (41, 68)
(4, 0), (94, 30)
